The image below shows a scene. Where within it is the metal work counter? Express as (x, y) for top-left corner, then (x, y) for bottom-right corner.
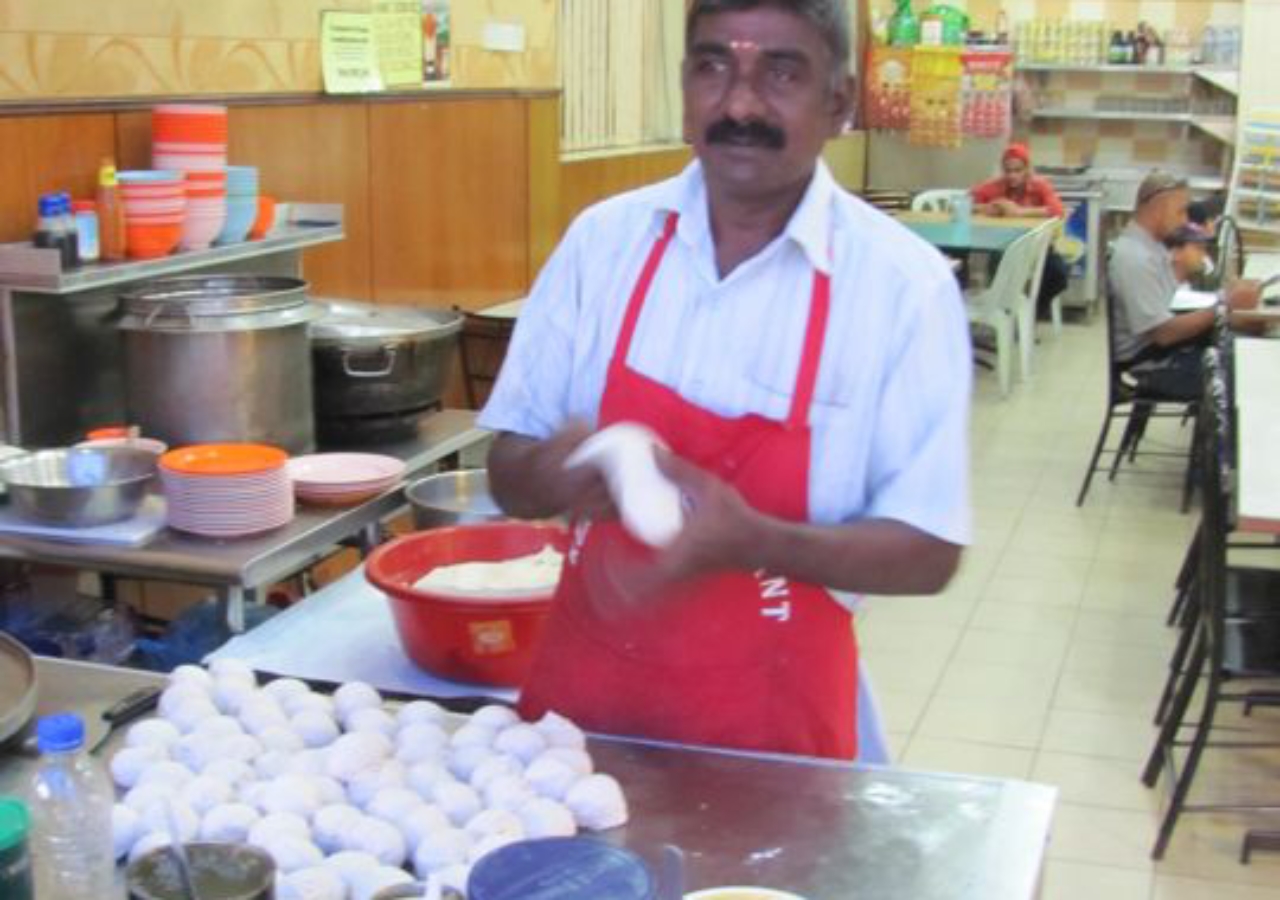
(0, 658), (1056, 900)
(0, 409), (489, 631)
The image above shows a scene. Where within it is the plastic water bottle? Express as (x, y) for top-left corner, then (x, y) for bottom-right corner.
(27, 713), (116, 899)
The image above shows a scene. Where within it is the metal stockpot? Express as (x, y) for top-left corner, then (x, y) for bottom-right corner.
(118, 276), (321, 454)
(310, 300), (463, 420)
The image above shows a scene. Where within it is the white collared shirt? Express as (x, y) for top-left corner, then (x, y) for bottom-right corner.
(479, 160), (972, 545)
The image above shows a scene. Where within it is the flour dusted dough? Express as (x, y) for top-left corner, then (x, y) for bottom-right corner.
(414, 545), (564, 597)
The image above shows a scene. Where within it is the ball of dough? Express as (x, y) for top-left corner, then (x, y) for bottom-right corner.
(291, 711), (340, 749)
(326, 732), (393, 782)
(202, 758), (255, 788)
(436, 863), (471, 896)
(136, 799), (200, 843)
(110, 745), (166, 790)
(309, 775), (347, 806)
(312, 803), (366, 854)
(254, 750), (294, 781)
(345, 761), (407, 809)
(407, 761), (456, 800)
(172, 734), (217, 773)
(191, 714), (245, 743)
(345, 816), (407, 867)
(565, 773), (629, 831)
(168, 697), (221, 734)
(398, 804), (453, 853)
(346, 707), (397, 740)
(256, 833), (325, 874)
(239, 696), (289, 735)
(216, 733), (265, 764)
(449, 723), (496, 751)
(366, 787), (422, 824)
(158, 683), (211, 719)
(199, 802), (261, 843)
(208, 657), (257, 685)
(469, 754), (522, 792)
(262, 677), (310, 703)
(180, 774), (234, 816)
(128, 831), (172, 866)
(482, 774), (535, 813)
(524, 755), (578, 801)
(333, 682), (382, 723)
(122, 783), (172, 813)
(447, 744), (495, 782)
(395, 723), (448, 765)
(125, 718), (181, 751)
(284, 749), (331, 778)
(257, 725), (305, 754)
(464, 808), (524, 842)
(469, 830), (522, 865)
(112, 803), (141, 860)
(540, 746), (593, 777)
(283, 692), (335, 719)
(211, 678), (257, 716)
(135, 760), (195, 791)
(469, 704), (519, 731)
(248, 811), (312, 846)
(411, 826), (471, 875)
(431, 781), (482, 827)
(169, 664), (214, 690)
(396, 700), (445, 729)
(260, 775), (323, 818)
(277, 865), (345, 900)
(322, 850), (380, 890)
(493, 724), (547, 765)
(518, 797), (576, 839)
(349, 865), (412, 900)
(534, 710), (588, 751)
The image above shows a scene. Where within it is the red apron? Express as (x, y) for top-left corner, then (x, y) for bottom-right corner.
(517, 212), (858, 759)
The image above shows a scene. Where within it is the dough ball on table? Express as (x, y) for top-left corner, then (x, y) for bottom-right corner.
(200, 802), (261, 843)
(469, 830), (523, 865)
(122, 784), (172, 813)
(517, 797), (577, 839)
(248, 811), (312, 844)
(158, 684), (211, 719)
(534, 710), (588, 751)
(482, 774), (535, 813)
(436, 864), (471, 897)
(469, 704), (519, 731)
(326, 732), (394, 783)
(399, 804), (453, 853)
(367, 786), (422, 823)
(395, 723), (448, 765)
(312, 803), (366, 855)
(191, 714), (245, 743)
(565, 773), (629, 831)
(524, 755), (578, 802)
(125, 718), (181, 751)
(136, 760), (195, 791)
(447, 744), (496, 782)
(239, 696), (290, 736)
(277, 865), (346, 900)
(112, 803), (142, 860)
(349, 866), (413, 900)
(412, 826), (472, 876)
(284, 692), (336, 719)
(468, 754), (522, 792)
(284, 748), (332, 778)
(493, 724), (548, 765)
(262, 677), (311, 704)
(431, 781), (482, 827)
(345, 816), (407, 867)
(216, 733), (265, 765)
(128, 831), (172, 866)
(212, 678), (258, 716)
(255, 750), (294, 781)
(208, 658), (257, 686)
(407, 761), (456, 799)
(136, 800), (200, 843)
(309, 775), (347, 806)
(541, 746), (594, 777)
(203, 758), (256, 789)
(449, 723), (497, 751)
(172, 734), (217, 773)
(397, 699), (445, 729)
(346, 760), (407, 809)
(257, 725), (306, 754)
(168, 698), (221, 734)
(260, 775), (324, 818)
(179, 774), (234, 816)
(333, 682), (382, 724)
(169, 664), (214, 690)
(464, 808), (524, 842)
(110, 745), (166, 790)
(322, 851), (380, 891)
(256, 833), (325, 874)
(292, 711), (340, 749)
(346, 707), (398, 740)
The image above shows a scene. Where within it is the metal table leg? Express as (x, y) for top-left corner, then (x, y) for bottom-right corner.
(221, 586), (247, 634)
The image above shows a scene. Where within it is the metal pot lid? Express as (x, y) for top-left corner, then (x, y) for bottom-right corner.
(119, 275), (310, 320)
(311, 299), (463, 345)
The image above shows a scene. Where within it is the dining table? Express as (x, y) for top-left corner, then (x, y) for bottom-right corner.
(894, 210), (1042, 255)
(1229, 337), (1280, 533)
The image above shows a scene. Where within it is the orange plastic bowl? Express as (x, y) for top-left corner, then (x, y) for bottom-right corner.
(125, 221), (182, 259)
(365, 522), (568, 687)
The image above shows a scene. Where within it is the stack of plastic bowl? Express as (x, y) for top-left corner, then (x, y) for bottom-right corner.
(151, 104), (228, 171)
(118, 171), (186, 259)
(180, 169), (227, 252)
(217, 166), (259, 245)
(159, 443), (294, 538)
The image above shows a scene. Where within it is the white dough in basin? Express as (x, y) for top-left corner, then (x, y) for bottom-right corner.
(413, 546), (564, 597)
(564, 422), (684, 547)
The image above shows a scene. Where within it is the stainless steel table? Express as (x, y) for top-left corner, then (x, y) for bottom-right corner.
(0, 409), (489, 631)
(0, 658), (1057, 900)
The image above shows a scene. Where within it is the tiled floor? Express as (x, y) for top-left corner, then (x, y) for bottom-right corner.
(858, 313), (1280, 899)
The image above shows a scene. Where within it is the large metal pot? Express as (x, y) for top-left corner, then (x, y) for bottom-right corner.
(310, 300), (463, 425)
(118, 276), (321, 454)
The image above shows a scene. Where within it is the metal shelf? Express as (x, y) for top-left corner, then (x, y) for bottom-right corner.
(1192, 116), (1237, 146)
(1194, 68), (1239, 96)
(1032, 107), (1193, 122)
(1016, 62), (1197, 74)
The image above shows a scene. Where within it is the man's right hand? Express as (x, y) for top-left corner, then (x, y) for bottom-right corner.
(487, 424), (617, 521)
(1226, 280), (1262, 311)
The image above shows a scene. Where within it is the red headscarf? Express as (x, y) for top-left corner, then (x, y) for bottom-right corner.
(1002, 143), (1031, 166)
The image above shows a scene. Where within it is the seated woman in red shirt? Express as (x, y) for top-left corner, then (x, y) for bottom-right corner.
(971, 143), (1067, 318)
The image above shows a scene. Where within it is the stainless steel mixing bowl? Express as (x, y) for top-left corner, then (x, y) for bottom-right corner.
(405, 469), (506, 529)
(0, 446), (157, 527)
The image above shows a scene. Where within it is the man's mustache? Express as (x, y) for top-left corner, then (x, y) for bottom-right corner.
(706, 118), (786, 150)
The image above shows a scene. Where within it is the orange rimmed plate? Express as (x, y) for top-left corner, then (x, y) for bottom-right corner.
(160, 443), (288, 476)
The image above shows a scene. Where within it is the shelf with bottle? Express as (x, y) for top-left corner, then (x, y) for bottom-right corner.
(1031, 108), (1194, 123)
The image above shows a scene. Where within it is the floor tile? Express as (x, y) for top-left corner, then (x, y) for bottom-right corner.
(969, 600), (1079, 635)
(901, 736), (1036, 780)
(915, 694), (1048, 748)
(936, 659), (1060, 706)
(874, 689), (933, 734)
(1039, 860), (1153, 900)
(952, 627), (1071, 673)
(1152, 876), (1280, 900)
(1040, 709), (1158, 761)
(1032, 751), (1160, 811)
(1046, 802), (1159, 868)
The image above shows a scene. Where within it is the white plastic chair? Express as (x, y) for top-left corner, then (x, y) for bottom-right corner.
(965, 228), (1042, 397)
(911, 189), (968, 213)
(1013, 220), (1061, 378)
(1022, 218), (1065, 338)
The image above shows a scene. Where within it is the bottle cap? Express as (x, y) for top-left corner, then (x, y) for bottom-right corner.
(36, 713), (86, 753)
(98, 163), (119, 187)
(72, 200), (97, 214)
(37, 195), (60, 217)
(0, 796), (30, 853)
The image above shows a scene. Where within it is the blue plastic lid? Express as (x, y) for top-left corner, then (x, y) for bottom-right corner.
(467, 837), (655, 900)
(37, 195), (60, 217)
(36, 713), (85, 753)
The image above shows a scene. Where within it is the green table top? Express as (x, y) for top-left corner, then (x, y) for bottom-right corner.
(903, 220), (1032, 254)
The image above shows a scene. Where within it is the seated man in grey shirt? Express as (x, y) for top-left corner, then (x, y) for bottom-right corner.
(1109, 171), (1259, 400)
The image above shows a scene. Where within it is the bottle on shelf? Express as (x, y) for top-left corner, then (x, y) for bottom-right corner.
(33, 194), (61, 254)
(54, 193), (78, 269)
(25, 713), (115, 899)
(1108, 30), (1127, 64)
(96, 160), (127, 262)
(72, 200), (100, 264)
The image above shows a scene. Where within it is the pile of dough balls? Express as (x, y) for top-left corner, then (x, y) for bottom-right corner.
(109, 661), (629, 900)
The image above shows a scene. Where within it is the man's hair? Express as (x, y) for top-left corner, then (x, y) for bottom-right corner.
(686, 0), (851, 78)
(1135, 170), (1189, 208)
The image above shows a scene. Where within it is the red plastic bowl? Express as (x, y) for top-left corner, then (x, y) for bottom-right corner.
(365, 522), (568, 687)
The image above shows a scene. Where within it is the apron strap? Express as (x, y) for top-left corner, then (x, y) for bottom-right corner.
(611, 211), (679, 370)
(787, 270), (831, 428)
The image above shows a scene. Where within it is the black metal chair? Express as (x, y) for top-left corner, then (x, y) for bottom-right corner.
(1141, 347), (1280, 860)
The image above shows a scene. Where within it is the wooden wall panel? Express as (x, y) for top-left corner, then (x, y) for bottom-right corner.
(526, 95), (562, 279)
(0, 114), (117, 242)
(557, 145), (691, 233)
(227, 104), (373, 300)
(367, 98), (530, 310)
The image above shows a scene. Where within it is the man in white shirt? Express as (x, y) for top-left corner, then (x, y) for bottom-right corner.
(479, 0), (971, 762)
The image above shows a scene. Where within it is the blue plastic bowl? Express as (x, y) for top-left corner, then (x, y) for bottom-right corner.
(214, 196), (258, 245)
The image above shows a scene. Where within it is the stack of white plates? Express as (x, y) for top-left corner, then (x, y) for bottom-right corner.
(287, 453), (406, 506)
(159, 444), (294, 538)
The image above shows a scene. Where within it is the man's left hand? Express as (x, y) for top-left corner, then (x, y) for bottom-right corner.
(651, 451), (764, 584)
